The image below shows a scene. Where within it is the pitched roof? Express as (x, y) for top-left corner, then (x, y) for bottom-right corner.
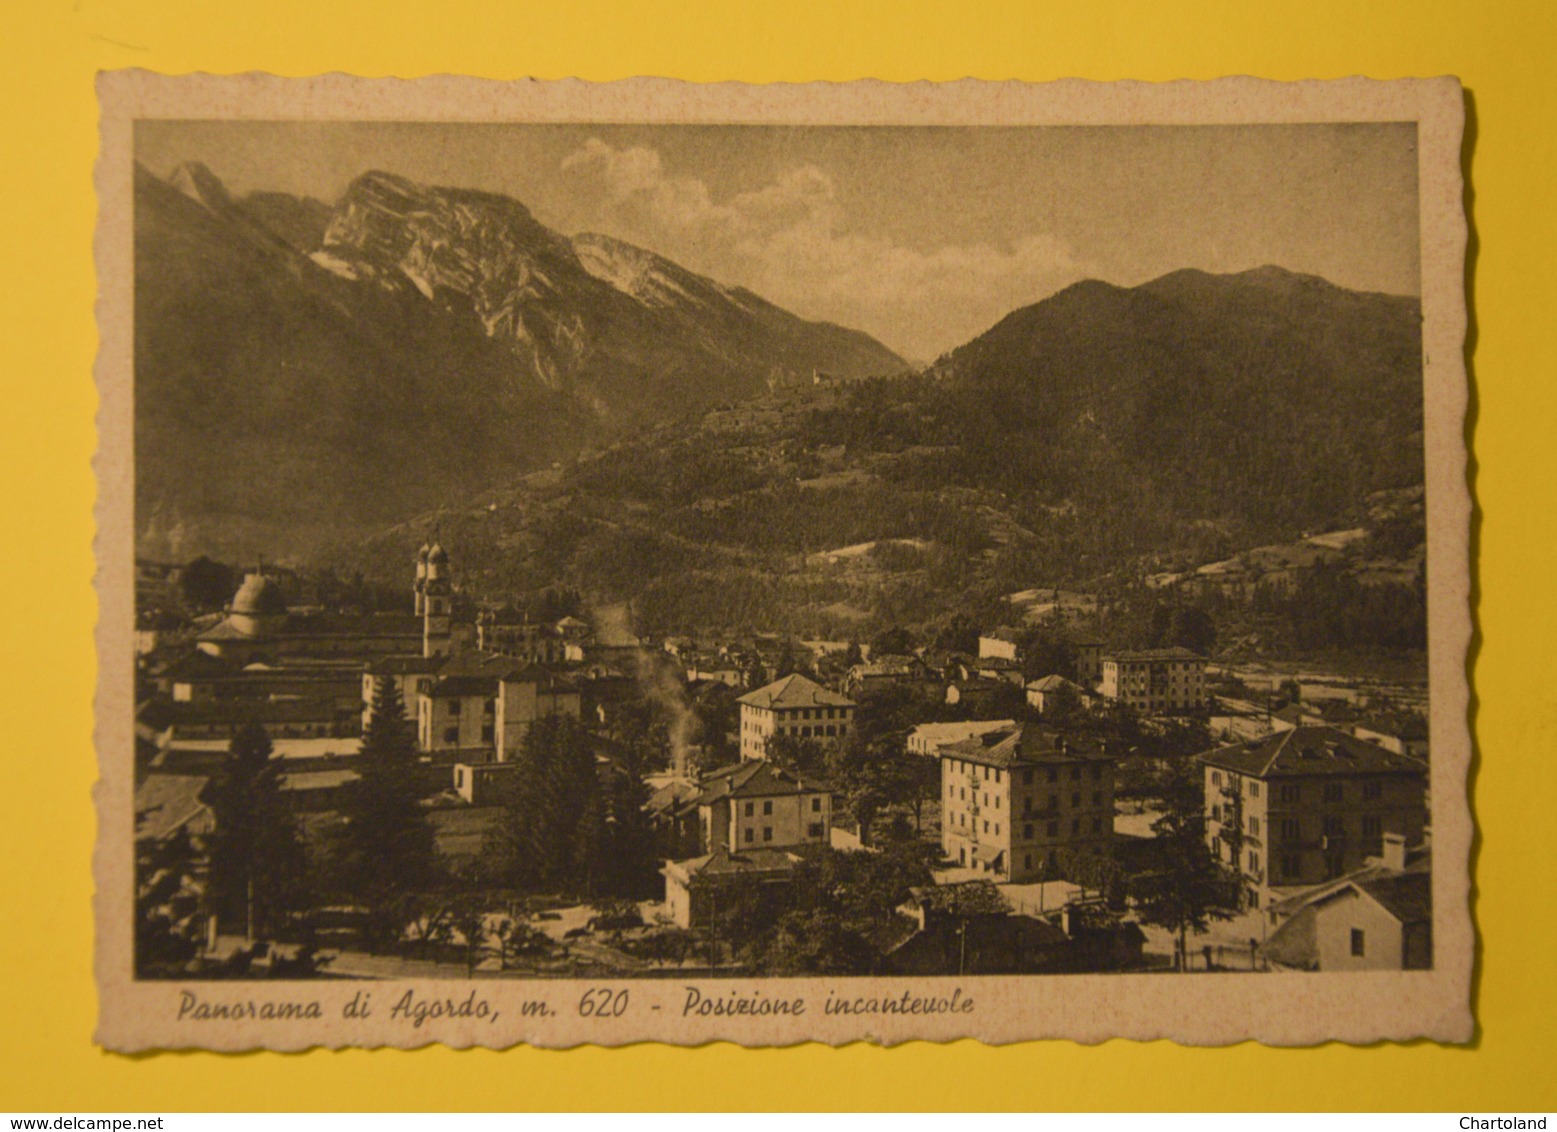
(673, 847), (803, 881)
(939, 723), (1109, 770)
(738, 672), (855, 711)
(1355, 872), (1432, 926)
(427, 674), (499, 697)
(134, 774), (213, 841)
(907, 720), (1017, 748)
(366, 655), (447, 677)
(1105, 646), (1206, 663)
(1198, 725), (1429, 779)
(688, 760), (831, 807)
(1026, 674), (1085, 693)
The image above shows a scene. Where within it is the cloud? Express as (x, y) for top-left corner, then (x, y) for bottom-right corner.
(560, 139), (1088, 361)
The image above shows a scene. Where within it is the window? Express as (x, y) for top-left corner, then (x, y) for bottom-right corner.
(1024, 855), (1032, 870)
(1091, 791), (1103, 806)
(1351, 929), (1366, 957)
(1071, 818), (1081, 836)
(1279, 783), (1301, 804)
(1323, 782), (1344, 803)
(811, 798), (822, 812)
(1248, 816), (1261, 836)
(1362, 814), (1382, 838)
(447, 700), (461, 715)
(808, 822), (824, 838)
(1047, 820), (1059, 837)
(1248, 781), (1260, 798)
(1281, 853), (1302, 878)
(1070, 766), (1081, 781)
(1248, 850), (1261, 873)
(1281, 817), (1302, 841)
(825, 725), (836, 736)
(744, 802), (755, 816)
(1023, 823), (1034, 839)
(1047, 768), (1059, 783)
(763, 800), (773, 815)
(1091, 765), (1103, 781)
(983, 821), (990, 833)
(763, 827), (773, 842)
(1323, 815), (1345, 837)
(744, 828), (754, 844)
(1023, 770), (1034, 785)
(1048, 794), (1058, 811)
(994, 824), (1000, 835)
(442, 726), (459, 743)
(1071, 793), (1081, 808)
(481, 724), (494, 742)
(1091, 816), (1103, 834)
(1363, 780), (1382, 801)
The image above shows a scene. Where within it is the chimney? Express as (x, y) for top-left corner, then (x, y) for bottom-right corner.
(1380, 832), (1407, 872)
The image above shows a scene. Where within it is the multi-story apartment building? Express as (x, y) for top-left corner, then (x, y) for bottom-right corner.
(1100, 647), (1207, 713)
(737, 673), (856, 761)
(1199, 725), (1429, 910)
(689, 760), (833, 854)
(415, 656), (581, 761)
(939, 724), (1115, 883)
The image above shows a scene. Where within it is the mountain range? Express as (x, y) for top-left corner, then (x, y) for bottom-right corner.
(133, 162), (905, 557)
(339, 263), (1425, 639)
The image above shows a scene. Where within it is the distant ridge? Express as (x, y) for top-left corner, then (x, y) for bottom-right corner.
(133, 162), (906, 559)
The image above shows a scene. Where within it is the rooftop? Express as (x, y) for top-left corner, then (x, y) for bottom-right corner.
(938, 723), (1110, 770)
(738, 672), (855, 711)
(686, 760), (832, 808)
(1198, 725), (1429, 779)
(670, 847), (803, 881)
(1105, 647), (1206, 663)
(134, 774), (213, 841)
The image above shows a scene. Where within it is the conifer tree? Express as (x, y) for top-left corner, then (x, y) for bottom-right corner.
(507, 713), (600, 892)
(207, 721), (306, 939)
(341, 678), (437, 908)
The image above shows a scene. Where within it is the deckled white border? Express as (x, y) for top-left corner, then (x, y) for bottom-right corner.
(94, 73), (1472, 1051)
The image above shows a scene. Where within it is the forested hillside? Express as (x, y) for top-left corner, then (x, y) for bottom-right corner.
(340, 266), (1425, 652)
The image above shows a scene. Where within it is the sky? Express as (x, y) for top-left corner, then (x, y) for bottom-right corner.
(136, 121), (1420, 363)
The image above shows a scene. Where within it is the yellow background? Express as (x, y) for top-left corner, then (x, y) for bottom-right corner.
(1, 0), (1553, 1111)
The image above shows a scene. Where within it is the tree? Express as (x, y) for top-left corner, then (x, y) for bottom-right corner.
(1019, 621), (1078, 682)
(179, 555), (235, 612)
(871, 625), (917, 658)
(504, 714), (606, 893)
(1167, 606), (1217, 656)
(753, 909), (877, 975)
(932, 613), (981, 656)
(339, 679), (437, 913)
(763, 732), (828, 780)
(206, 721), (307, 939)
(1130, 764), (1241, 970)
(134, 824), (204, 977)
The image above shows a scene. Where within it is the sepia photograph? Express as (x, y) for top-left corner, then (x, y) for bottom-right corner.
(94, 73), (1472, 1050)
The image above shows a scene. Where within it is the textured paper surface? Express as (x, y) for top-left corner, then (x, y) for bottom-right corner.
(95, 71), (1472, 1051)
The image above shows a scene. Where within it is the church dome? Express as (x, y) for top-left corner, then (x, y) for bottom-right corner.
(418, 541), (432, 561)
(230, 572), (288, 617)
(428, 542), (449, 564)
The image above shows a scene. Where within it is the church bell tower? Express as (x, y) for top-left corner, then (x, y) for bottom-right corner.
(422, 541), (452, 658)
